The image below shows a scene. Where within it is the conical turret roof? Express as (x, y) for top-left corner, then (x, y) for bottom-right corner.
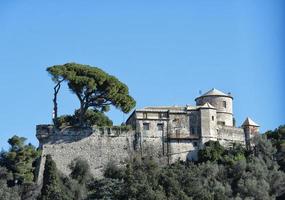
(242, 117), (260, 127)
(195, 88), (233, 100)
(199, 102), (216, 109)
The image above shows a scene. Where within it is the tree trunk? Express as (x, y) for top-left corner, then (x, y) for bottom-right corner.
(78, 98), (86, 127)
(52, 80), (63, 125)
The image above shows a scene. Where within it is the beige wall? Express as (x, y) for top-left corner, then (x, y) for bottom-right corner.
(196, 96), (233, 126)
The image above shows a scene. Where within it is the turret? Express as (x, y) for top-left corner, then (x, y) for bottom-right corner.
(195, 88), (233, 126)
(199, 102), (217, 143)
(242, 117), (260, 149)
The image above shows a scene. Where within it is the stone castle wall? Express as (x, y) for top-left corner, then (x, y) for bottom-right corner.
(36, 125), (174, 183)
(217, 125), (245, 147)
(36, 125), (137, 183)
(36, 123), (246, 183)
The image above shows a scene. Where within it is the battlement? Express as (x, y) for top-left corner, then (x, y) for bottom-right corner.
(217, 125), (245, 146)
(36, 124), (134, 146)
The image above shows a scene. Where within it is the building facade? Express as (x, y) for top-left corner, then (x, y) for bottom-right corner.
(126, 88), (260, 160)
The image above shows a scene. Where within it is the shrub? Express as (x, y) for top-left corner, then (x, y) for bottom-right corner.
(55, 109), (113, 128)
(69, 158), (91, 184)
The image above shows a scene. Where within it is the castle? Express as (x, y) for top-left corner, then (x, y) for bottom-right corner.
(36, 88), (259, 182)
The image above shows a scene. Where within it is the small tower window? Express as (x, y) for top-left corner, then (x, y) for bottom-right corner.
(157, 123), (163, 131)
(223, 101), (227, 108)
(159, 112), (168, 118)
(212, 116), (215, 121)
(143, 123), (150, 130)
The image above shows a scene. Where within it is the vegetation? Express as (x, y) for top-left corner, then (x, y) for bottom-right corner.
(87, 135), (285, 200)
(0, 135), (40, 186)
(1, 126), (285, 199)
(56, 109), (113, 128)
(265, 125), (285, 172)
(39, 155), (64, 200)
(47, 63), (136, 127)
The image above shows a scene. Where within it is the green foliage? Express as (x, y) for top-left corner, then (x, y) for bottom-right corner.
(198, 141), (225, 163)
(39, 155), (66, 200)
(120, 156), (167, 200)
(103, 161), (124, 180)
(265, 125), (285, 172)
(183, 162), (232, 200)
(0, 166), (20, 200)
(69, 157), (91, 184)
(60, 176), (87, 200)
(0, 135), (40, 185)
(56, 109), (113, 128)
(222, 143), (246, 165)
(47, 63), (136, 126)
(87, 178), (124, 200)
(75, 109), (113, 127)
(55, 114), (74, 128)
(0, 180), (20, 200)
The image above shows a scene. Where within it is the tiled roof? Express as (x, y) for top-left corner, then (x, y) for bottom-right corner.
(242, 117), (260, 127)
(198, 88), (231, 98)
(199, 102), (216, 109)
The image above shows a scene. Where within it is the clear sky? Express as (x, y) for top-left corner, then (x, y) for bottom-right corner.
(0, 0), (284, 150)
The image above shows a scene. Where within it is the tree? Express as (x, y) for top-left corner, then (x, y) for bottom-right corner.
(46, 66), (66, 120)
(0, 136), (39, 185)
(47, 63), (136, 126)
(0, 166), (20, 200)
(39, 155), (65, 200)
(265, 125), (285, 172)
(69, 158), (91, 185)
(198, 141), (225, 163)
(56, 109), (113, 128)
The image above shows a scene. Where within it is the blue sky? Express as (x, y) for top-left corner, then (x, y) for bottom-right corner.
(0, 0), (284, 149)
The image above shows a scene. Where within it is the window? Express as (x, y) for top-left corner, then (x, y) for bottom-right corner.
(197, 126), (201, 134)
(191, 127), (196, 135)
(159, 112), (168, 118)
(143, 123), (150, 130)
(223, 101), (227, 108)
(190, 114), (197, 123)
(218, 121), (226, 126)
(212, 116), (215, 121)
(193, 142), (198, 147)
(143, 112), (147, 119)
(157, 123), (164, 131)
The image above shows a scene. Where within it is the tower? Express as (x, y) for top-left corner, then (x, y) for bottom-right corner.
(199, 102), (217, 143)
(242, 117), (260, 149)
(195, 88), (233, 126)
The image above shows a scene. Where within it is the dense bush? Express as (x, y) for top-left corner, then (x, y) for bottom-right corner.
(55, 109), (113, 128)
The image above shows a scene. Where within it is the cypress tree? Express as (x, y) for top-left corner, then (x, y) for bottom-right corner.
(39, 155), (63, 200)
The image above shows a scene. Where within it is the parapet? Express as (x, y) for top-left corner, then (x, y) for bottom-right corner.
(36, 124), (134, 147)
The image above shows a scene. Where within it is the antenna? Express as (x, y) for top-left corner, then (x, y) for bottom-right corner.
(199, 90), (202, 95)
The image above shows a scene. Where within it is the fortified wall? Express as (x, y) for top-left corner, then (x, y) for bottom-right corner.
(36, 125), (135, 182)
(36, 124), (187, 183)
(36, 124), (252, 183)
